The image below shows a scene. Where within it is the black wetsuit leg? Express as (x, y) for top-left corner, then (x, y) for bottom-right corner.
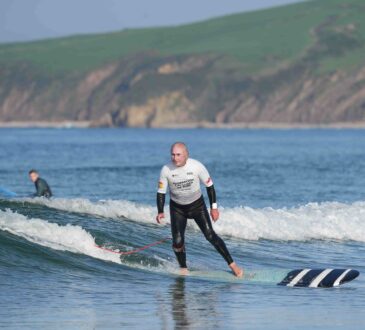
(170, 204), (188, 268)
(170, 197), (234, 267)
(189, 198), (233, 265)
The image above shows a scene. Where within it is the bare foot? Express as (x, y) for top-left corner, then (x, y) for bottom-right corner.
(179, 268), (189, 276)
(229, 262), (244, 278)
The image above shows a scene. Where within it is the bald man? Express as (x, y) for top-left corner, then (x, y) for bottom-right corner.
(156, 142), (243, 277)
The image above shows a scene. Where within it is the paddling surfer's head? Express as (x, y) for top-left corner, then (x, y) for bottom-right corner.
(28, 169), (39, 183)
(171, 142), (189, 167)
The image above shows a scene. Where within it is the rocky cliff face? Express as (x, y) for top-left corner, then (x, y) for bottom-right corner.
(1, 51), (364, 127)
(216, 67), (365, 125)
(1, 7), (365, 127)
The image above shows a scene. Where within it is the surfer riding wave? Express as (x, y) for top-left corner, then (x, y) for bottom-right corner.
(156, 142), (243, 277)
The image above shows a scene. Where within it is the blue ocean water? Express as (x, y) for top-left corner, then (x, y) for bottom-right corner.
(0, 128), (365, 329)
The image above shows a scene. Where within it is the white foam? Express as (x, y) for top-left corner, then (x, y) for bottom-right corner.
(0, 208), (179, 275)
(0, 209), (121, 264)
(18, 197), (365, 242)
(22, 197), (157, 224)
(214, 201), (365, 241)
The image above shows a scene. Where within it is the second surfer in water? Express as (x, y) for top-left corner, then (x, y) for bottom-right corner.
(156, 142), (243, 277)
(28, 169), (52, 198)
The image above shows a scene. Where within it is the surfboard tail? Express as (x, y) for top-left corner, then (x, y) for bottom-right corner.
(278, 268), (360, 288)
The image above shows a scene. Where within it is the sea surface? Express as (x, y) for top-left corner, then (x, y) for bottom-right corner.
(1, 128), (365, 329)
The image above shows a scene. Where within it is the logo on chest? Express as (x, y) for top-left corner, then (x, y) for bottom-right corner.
(171, 171), (194, 178)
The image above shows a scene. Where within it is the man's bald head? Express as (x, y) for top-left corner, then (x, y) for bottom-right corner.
(171, 142), (189, 167)
(171, 142), (188, 154)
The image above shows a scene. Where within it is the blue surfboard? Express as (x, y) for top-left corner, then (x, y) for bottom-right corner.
(0, 187), (17, 198)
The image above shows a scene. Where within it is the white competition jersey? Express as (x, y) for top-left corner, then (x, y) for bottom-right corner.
(158, 158), (213, 205)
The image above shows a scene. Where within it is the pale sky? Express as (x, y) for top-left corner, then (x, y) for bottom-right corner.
(0, 0), (305, 44)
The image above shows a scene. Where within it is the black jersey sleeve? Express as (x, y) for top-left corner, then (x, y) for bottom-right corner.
(206, 185), (216, 208)
(157, 192), (166, 213)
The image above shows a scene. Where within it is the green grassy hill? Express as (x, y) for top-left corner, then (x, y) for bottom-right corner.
(0, 0), (365, 126)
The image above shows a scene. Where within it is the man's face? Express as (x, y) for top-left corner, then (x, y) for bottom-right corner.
(171, 145), (188, 167)
(29, 172), (38, 183)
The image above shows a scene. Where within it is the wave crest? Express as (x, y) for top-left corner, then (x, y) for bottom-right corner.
(15, 198), (365, 242)
(0, 209), (121, 264)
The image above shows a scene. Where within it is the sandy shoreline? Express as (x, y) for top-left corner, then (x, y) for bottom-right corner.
(1, 120), (365, 129)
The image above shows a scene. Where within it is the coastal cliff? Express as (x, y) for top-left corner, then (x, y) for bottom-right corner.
(0, 0), (364, 127)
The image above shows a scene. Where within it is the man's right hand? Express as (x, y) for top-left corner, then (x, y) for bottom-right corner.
(156, 213), (165, 224)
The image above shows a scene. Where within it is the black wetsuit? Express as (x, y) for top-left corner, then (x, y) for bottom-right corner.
(34, 177), (52, 198)
(157, 186), (233, 268)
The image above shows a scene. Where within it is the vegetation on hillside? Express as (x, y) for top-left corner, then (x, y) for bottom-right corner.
(0, 0), (364, 125)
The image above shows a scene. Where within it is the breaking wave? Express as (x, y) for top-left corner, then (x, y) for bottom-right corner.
(18, 197), (365, 242)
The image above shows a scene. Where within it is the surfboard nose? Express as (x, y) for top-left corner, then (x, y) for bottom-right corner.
(278, 268), (360, 288)
(340, 269), (359, 285)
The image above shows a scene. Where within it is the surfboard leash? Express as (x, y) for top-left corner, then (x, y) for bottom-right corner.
(95, 236), (171, 256)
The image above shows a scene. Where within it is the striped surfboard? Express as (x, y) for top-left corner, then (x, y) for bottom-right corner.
(278, 268), (359, 288)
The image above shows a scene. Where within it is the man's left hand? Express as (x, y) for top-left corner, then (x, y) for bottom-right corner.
(210, 208), (219, 222)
